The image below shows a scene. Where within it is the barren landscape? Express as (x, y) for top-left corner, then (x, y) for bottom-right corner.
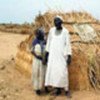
(0, 31), (100, 100)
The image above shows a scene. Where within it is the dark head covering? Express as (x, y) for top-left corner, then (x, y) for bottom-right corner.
(32, 28), (46, 46)
(35, 28), (45, 40)
(54, 16), (63, 29)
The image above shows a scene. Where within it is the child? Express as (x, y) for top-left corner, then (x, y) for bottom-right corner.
(31, 28), (46, 95)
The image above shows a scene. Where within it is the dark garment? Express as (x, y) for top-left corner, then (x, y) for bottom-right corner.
(32, 38), (46, 61)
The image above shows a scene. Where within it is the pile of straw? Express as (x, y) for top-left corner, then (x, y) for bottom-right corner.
(15, 11), (100, 90)
(15, 42), (33, 77)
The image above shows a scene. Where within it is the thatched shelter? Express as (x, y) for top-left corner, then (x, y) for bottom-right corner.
(15, 11), (100, 90)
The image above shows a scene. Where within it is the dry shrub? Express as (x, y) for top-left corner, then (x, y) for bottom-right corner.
(0, 23), (33, 34)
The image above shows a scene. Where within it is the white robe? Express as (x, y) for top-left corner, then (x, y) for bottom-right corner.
(32, 44), (46, 90)
(45, 27), (72, 91)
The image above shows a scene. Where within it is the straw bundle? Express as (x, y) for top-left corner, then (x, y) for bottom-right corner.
(16, 50), (33, 64)
(15, 11), (100, 90)
(15, 49), (33, 77)
(15, 58), (32, 77)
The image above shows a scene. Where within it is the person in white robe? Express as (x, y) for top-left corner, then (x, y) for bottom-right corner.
(45, 16), (72, 97)
(31, 28), (46, 95)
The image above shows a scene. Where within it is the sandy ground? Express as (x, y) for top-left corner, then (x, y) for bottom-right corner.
(0, 31), (100, 100)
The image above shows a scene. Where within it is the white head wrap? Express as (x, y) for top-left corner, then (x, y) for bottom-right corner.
(54, 15), (63, 21)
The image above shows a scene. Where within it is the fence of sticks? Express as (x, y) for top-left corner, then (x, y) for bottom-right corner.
(15, 11), (100, 90)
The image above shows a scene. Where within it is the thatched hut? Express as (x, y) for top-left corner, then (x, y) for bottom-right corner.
(15, 12), (100, 90)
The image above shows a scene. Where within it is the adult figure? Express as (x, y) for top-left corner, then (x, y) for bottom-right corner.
(45, 16), (72, 98)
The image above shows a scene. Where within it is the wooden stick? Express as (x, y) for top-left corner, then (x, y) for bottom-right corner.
(63, 21), (100, 25)
(71, 40), (100, 44)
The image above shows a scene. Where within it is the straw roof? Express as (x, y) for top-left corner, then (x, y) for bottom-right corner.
(34, 11), (99, 33)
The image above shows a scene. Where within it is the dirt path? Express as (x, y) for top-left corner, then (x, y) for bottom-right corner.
(0, 31), (100, 100)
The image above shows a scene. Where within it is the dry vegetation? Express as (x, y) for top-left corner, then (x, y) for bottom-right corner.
(0, 23), (34, 34)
